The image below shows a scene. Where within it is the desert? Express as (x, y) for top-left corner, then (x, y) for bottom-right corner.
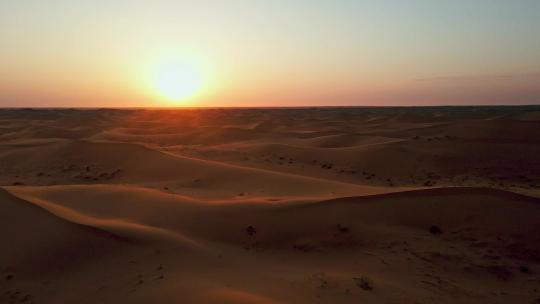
(1, 106), (540, 303)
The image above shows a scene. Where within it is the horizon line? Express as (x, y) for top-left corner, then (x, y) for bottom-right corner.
(1, 104), (540, 110)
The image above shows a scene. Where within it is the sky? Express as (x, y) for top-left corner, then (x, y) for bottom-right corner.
(1, 0), (539, 107)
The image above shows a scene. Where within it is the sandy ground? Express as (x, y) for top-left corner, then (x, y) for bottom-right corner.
(1, 106), (540, 303)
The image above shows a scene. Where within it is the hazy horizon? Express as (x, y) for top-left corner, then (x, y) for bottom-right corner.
(1, 0), (539, 107)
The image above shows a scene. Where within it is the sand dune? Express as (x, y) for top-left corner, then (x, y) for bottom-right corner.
(0, 139), (387, 199)
(3, 185), (540, 303)
(1, 107), (540, 303)
(8, 185), (540, 251)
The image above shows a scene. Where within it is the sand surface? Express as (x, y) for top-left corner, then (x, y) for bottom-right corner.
(1, 107), (540, 303)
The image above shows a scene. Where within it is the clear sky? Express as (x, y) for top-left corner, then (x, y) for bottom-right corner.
(1, 0), (539, 107)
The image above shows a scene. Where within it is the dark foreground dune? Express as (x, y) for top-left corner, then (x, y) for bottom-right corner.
(1, 106), (540, 303)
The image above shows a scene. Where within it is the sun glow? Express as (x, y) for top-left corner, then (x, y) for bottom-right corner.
(151, 58), (204, 104)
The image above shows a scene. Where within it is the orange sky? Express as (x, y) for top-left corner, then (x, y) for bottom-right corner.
(1, 1), (539, 107)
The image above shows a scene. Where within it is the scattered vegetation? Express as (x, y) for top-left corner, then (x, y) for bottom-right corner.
(245, 225), (257, 236)
(336, 224), (350, 233)
(429, 225), (443, 235)
(353, 276), (374, 291)
(519, 265), (531, 274)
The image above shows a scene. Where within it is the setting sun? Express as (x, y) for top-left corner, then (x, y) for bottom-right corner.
(151, 59), (204, 104)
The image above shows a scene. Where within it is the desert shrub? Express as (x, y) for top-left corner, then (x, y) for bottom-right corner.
(429, 225), (442, 235)
(353, 276), (374, 291)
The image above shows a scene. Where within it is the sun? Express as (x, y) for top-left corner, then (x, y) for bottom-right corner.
(152, 59), (203, 103)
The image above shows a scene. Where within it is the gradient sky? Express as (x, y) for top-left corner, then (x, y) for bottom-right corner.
(1, 0), (539, 107)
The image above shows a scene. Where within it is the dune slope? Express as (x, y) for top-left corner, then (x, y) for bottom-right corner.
(2, 185), (540, 303)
